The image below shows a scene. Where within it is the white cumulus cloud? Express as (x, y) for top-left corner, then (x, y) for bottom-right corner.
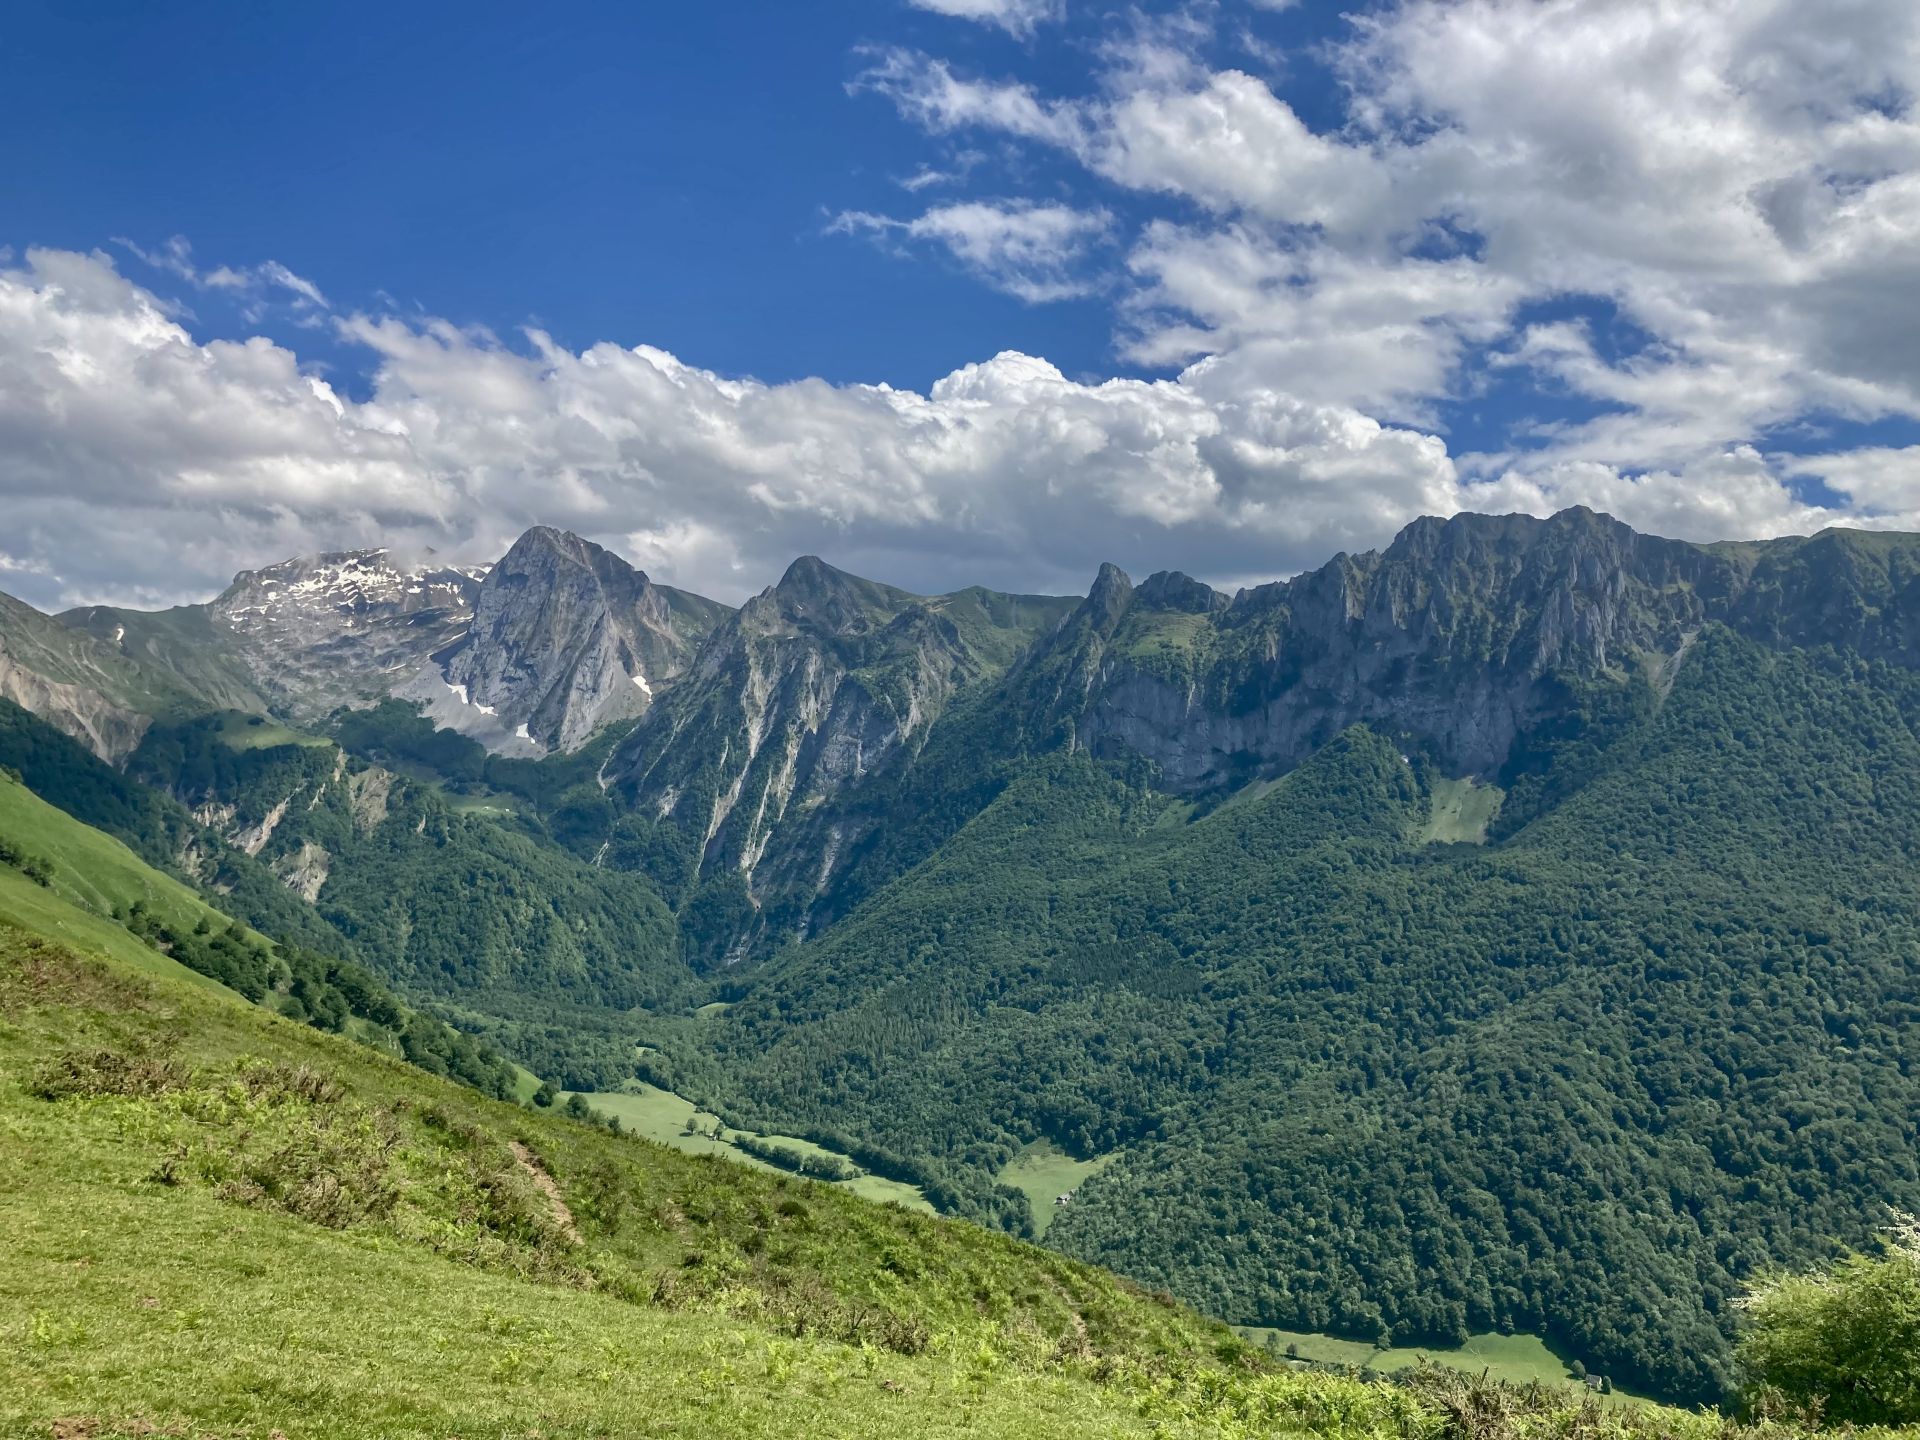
(905, 0), (1064, 39)
(0, 245), (1900, 619)
(833, 199), (1112, 301)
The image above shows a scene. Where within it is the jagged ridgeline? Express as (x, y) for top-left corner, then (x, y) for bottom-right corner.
(5, 507), (1920, 1408)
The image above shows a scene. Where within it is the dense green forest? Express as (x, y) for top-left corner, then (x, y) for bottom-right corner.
(128, 713), (696, 1087)
(18, 872), (1905, 1437)
(649, 629), (1920, 1402)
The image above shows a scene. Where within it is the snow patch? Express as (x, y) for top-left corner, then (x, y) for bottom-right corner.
(514, 722), (532, 741)
(630, 670), (652, 696)
(444, 678), (496, 715)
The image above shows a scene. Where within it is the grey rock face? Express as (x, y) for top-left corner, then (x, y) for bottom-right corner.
(209, 548), (487, 720)
(1059, 507), (1920, 789)
(430, 527), (729, 753)
(0, 589), (163, 762)
(0, 650), (152, 762)
(607, 558), (1076, 916)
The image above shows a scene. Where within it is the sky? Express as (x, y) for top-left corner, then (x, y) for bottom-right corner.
(5, 0), (1920, 610)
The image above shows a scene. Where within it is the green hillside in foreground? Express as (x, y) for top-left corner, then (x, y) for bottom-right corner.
(0, 860), (1254, 1437)
(0, 714), (1911, 1436)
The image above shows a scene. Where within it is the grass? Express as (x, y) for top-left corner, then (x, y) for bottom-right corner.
(998, 1140), (1119, 1239)
(1238, 1327), (1576, 1386)
(1115, 610), (1213, 679)
(0, 773), (253, 987)
(1, 1114), (1160, 1438)
(0, 908), (1265, 1435)
(207, 711), (331, 753)
(1421, 776), (1503, 844)
(439, 790), (521, 818)
(571, 1083), (935, 1213)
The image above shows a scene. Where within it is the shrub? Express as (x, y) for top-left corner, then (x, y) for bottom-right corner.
(31, 1047), (187, 1099)
(1737, 1211), (1920, 1425)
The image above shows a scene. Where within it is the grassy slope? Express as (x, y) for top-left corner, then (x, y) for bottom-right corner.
(0, 877), (1292, 1436)
(58, 602), (270, 717)
(0, 773), (254, 983)
(1420, 776), (1503, 844)
(205, 711), (330, 753)
(3, 916), (1877, 1440)
(0, 591), (220, 722)
(1241, 1326), (1589, 1390)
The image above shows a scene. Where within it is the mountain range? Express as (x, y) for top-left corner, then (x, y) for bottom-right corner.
(4, 504), (1919, 1404)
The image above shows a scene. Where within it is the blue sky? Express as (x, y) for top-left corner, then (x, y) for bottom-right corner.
(4, 0), (1168, 388)
(3, 0), (1920, 608)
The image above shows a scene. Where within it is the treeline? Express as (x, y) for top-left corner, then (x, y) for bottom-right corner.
(730, 1133), (857, 1183)
(118, 899), (516, 1098)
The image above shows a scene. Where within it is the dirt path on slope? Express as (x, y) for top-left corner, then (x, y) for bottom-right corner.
(508, 1140), (581, 1245)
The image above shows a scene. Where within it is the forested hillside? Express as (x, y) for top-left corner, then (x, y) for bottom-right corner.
(653, 628), (1920, 1401)
(0, 699), (695, 1088)
(3, 803), (1907, 1435)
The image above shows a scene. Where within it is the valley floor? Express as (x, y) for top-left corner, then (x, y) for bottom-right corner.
(567, 1082), (936, 1212)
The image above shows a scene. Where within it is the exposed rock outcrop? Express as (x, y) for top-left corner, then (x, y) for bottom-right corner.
(606, 558), (1076, 915)
(424, 527), (730, 753)
(1047, 508), (1920, 789)
(209, 548), (488, 720)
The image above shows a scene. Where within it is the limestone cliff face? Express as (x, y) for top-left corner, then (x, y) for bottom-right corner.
(1039, 509), (1920, 790)
(606, 558), (1075, 913)
(425, 527), (730, 754)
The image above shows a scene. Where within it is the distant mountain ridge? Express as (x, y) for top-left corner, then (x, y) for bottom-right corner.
(10, 507), (1920, 933)
(14, 532), (741, 764)
(1029, 507), (1920, 790)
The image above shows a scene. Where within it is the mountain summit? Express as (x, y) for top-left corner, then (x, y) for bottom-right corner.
(409, 527), (730, 753)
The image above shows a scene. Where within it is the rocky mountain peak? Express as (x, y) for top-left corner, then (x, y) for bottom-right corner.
(213, 548), (486, 631)
(201, 548), (486, 720)
(1134, 570), (1224, 614)
(1078, 562), (1135, 636)
(416, 526), (726, 754)
(755, 556), (913, 636)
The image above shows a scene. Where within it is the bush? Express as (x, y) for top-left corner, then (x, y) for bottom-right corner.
(0, 834), (53, 886)
(31, 1047), (187, 1099)
(1737, 1211), (1920, 1425)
